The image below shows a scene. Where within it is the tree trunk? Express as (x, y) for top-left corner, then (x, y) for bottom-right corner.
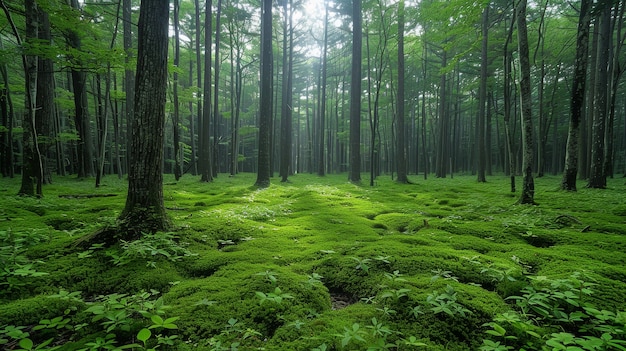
(35, 7), (54, 185)
(396, 0), (408, 184)
(118, 0), (170, 239)
(1, 0), (43, 195)
(516, 0), (535, 204)
(68, 0), (94, 179)
(172, 0), (182, 180)
(588, 4), (611, 189)
(255, 0), (273, 188)
(435, 51), (448, 178)
(212, 0), (222, 177)
(123, 0), (134, 176)
(477, 4), (489, 183)
(348, 0), (362, 183)
(200, 0), (214, 182)
(316, 2), (329, 178)
(281, 0), (295, 181)
(561, 0), (591, 191)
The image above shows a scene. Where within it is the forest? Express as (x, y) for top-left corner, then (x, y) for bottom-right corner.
(1, 0), (626, 350)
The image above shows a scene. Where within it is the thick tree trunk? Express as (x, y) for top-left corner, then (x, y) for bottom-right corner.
(516, 0), (535, 204)
(255, 0), (273, 188)
(36, 8), (54, 185)
(561, 0), (590, 191)
(118, 0), (170, 239)
(348, 0), (362, 183)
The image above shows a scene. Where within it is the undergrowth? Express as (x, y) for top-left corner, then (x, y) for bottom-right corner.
(1, 173), (625, 350)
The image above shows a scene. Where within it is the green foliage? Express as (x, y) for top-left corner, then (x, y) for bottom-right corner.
(105, 232), (197, 268)
(482, 273), (626, 351)
(1, 174), (626, 350)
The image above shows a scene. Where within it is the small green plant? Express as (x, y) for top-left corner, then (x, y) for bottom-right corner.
(350, 257), (372, 272)
(482, 273), (626, 351)
(0, 229), (49, 295)
(426, 285), (472, 317)
(106, 232), (197, 267)
(255, 287), (294, 305)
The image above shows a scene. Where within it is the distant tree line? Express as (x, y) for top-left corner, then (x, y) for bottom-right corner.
(1, 0), (625, 195)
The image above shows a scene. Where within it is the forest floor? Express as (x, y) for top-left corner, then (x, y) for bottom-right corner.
(1, 173), (626, 351)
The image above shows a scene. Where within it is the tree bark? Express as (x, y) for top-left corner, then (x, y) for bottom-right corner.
(200, 0), (214, 182)
(561, 0), (591, 191)
(395, 0), (408, 184)
(477, 4), (489, 183)
(516, 0), (535, 204)
(212, 0), (222, 177)
(281, 0), (295, 181)
(1, 0), (43, 196)
(118, 0), (170, 239)
(255, 0), (273, 188)
(348, 0), (362, 183)
(123, 0), (133, 176)
(36, 7), (54, 185)
(588, 4), (611, 189)
(173, 0), (182, 180)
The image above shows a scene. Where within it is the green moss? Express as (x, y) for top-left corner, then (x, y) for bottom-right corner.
(2, 174), (626, 350)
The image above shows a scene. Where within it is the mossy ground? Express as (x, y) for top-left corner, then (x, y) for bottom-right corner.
(1, 173), (625, 350)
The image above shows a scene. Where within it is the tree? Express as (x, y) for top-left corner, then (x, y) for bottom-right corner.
(117, 0), (170, 239)
(172, 0), (182, 181)
(280, 0), (295, 182)
(68, 0), (94, 179)
(516, 0), (535, 204)
(124, 0), (134, 175)
(200, 0), (214, 182)
(1, 0), (43, 196)
(587, 3), (611, 189)
(348, 0), (362, 183)
(477, 3), (489, 183)
(561, 0), (591, 191)
(395, 0), (408, 184)
(255, 0), (273, 188)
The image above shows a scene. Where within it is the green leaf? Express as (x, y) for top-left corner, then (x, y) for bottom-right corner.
(137, 328), (151, 343)
(151, 315), (164, 325)
(19, 338), (33, 350)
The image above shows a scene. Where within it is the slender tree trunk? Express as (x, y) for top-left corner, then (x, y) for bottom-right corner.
(477, 4), (489, 183)
(516, 0), (535, 204)
(200, 0), (214, 182)
(123, 0), (134, 176)
(604, 3), (625, 179)
(281, 0), (294, 181)
(588, 4), (611, 189)
(212, 0), (222, 177)
(255, 0), (273, 187)
(2, 0), (42, 195)
(561, 0), (591, 190)
(172, 0), (182, 180)
(435, 51), (448, 178)
(316, 1), (329, 177)
(348, 0), (362, 183)
(396, 0), (408, 184)
(118, 0), (170, 239)
(194, 0), (203, 177)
